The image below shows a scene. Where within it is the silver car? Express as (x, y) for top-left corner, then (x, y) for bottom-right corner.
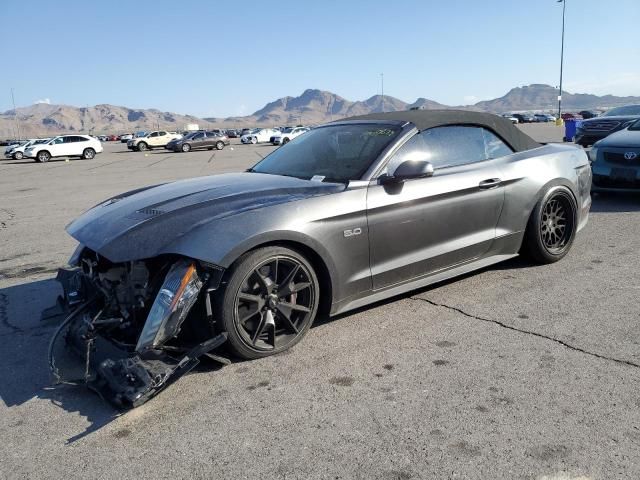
(48, 110), (592, 407)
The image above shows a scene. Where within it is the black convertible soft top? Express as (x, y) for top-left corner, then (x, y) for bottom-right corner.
(338, 109), (541, 152)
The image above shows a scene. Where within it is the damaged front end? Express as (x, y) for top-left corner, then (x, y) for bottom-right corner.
(47, 247), (228, 408)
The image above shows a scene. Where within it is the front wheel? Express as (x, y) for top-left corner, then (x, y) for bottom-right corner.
(13, 151), (23, 160)
(217, 247), (320, 360)
(522, 187), (577, 264)
(215, 141), (225, 150)
(137, 142), (148, 151)
(282, 137), (290, 145)
(82, 148), (95, 159)
(37, 150), (51, 163)
(250, 137), (258, 145)
(181, 143), (191, 152)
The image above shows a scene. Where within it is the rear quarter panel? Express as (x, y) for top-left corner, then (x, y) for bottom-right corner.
(495, 144), (591, 242)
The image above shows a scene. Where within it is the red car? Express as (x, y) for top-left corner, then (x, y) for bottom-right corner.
(561, 112), (583, 121)
(108, 135), (120, 141)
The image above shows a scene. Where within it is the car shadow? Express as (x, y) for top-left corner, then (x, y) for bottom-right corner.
(591, 192), (640, 212)
(0, 278), (119, 443)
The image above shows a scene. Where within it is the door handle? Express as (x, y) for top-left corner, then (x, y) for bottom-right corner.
(478, 178), (502, 189)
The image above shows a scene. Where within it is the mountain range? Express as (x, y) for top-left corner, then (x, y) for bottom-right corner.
(2, 84), (639, 137)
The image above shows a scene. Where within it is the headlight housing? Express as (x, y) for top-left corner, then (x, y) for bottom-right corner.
(588, 143), (599, 163)
(136, 260), (203, 352)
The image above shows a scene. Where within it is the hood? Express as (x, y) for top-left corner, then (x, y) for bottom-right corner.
(583, 115), (640, 123)
(597, 128), (640, 148)
(67, 172), (345, 262)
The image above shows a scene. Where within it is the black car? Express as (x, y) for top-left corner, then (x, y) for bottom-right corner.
(575, 105), (640, 147)
(579, 110), (599, 120)
(226, 129), (239, 138)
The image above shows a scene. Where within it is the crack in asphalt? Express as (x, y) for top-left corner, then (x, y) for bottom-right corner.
(410, 296), (640, 370)
(147, 155), (174, 167)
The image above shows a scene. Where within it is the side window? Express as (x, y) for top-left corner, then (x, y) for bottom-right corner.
(193, 133), (204, 140)
(158, 131), (167, 136)
(382, 133), (428, 176)
(482, 129), (513, 159)
(63, 136), (76, 143)
(383, 126), (492, 175)
(149, 132), (158, 138)
(420, 126), (487, 168)
(53, 137), (64, 144)
(75, 136), (88, 142)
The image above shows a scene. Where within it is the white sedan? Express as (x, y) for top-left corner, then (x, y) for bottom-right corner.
(5, 138), (50, 159)
(240, 128), (280, 144)
(24, 134), (103, 163)
(270, 126), (310, 145)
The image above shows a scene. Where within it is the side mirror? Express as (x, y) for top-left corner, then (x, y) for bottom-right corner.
(382, 160), (434, 184)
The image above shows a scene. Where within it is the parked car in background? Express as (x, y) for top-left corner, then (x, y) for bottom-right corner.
(166, 131), (201, 150)
(575, 105), (640, 147)
(241, 128), (280, 144)
(226, 129), (240, 138)
(128, 131), (182, 151)
(590, 119), (640, 192)
(5, 138), (50, 159)
(561, 112), (583, 121)
(241, 128), (252, 136)
(579, 110), (599, 119)
(120, 134), (133, 143)
(108, 135), (119, 141)
(24, 135), (103, 162)
(501, 114), (519, 124)
(270, 126), (310, 145)
(534, 114), (556, 123)
(170, 131), (230, 152)
(511, 114), (535, 124)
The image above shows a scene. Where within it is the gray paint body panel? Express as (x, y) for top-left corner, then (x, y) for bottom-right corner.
(67, 130), (590, 318)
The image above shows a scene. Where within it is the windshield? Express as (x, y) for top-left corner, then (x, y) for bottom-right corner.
(628, 119), (640, 131)
(251, 123), (401, 183)
(603, 105), (640, 116)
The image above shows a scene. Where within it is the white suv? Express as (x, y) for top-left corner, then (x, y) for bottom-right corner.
(24, 135), (103, 163)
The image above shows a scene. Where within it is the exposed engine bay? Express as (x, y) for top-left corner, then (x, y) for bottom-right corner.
(47, 247), (229, 408)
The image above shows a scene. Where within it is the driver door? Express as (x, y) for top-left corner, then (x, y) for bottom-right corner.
(366, 125), (507, 290)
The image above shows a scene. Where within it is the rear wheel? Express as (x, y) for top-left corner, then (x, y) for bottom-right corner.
(181, 143), (191, 152)
(37, 150), (51, 163)
(82, 148), (95, 159)
(215, 141), (225, 150)
(217, 247), (320, 360)
(522, 187), (577, 264)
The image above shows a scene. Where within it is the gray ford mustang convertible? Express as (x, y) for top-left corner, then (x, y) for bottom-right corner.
(48, 110), (592, 407)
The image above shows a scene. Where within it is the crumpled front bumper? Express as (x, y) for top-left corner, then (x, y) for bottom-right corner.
(46, 268), (227, 409)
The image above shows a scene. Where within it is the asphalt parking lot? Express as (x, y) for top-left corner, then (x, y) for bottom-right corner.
(1, 123), (640, 479)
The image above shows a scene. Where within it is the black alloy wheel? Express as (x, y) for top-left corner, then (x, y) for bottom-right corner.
(540, 194), (574, 254)
(219, 247), (320, 359)
(522, 187), (577, 264)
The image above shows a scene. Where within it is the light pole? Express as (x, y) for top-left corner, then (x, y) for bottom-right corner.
(557, 0), (566, 122)
(380, 73), (385, 113)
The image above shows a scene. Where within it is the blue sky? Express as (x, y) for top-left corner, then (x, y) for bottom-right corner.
(1, 0), (638, 117)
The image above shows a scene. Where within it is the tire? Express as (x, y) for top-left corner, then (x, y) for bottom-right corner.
(13, 151), (23, 160)
(282, 137), (290, 145)
(137, 142), (148, 151)
(215, 141), (225, 150)
(522, 186), (577, 264)
(250, 137), (258, 145)
(37, 150), (51, 163)
(216, 246), (320, 360)
(181, 143), (191, 152)
(82, 148), (95, 159)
